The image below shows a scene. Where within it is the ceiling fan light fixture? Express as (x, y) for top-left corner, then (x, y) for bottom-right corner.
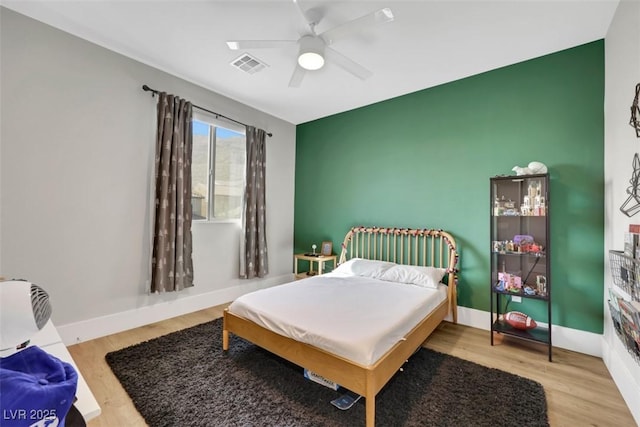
(297, 35), (325, 70)
(298, 52), (324, 70)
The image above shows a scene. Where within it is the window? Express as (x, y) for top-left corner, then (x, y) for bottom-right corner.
(191, 112), (246, 221)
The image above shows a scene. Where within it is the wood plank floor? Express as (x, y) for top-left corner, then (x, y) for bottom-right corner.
(68, 304), (636, 427)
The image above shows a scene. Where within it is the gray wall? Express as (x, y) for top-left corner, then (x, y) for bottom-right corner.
(0, 8), (296, 328)
(604, 0), (640, 423)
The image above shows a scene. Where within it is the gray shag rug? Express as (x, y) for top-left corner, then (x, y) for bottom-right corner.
(106, 318), (549, 427)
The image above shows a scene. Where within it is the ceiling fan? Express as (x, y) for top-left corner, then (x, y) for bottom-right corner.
(226, 0), (394, 87)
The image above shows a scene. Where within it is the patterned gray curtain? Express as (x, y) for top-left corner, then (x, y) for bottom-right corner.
(240, 126), (268, 278)
(151, 93), (194, 292)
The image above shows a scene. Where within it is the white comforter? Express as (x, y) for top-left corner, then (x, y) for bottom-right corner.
(228, 272), (447, 366)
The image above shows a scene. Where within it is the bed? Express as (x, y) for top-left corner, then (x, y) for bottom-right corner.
(223, 226), (459, 427)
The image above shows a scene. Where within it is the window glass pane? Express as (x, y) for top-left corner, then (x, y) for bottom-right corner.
(191, 120), (210, 220)
(214, 127), (245, 219)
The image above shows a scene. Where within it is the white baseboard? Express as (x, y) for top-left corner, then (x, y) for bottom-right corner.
(57, 273), (293, 345)
(454, 306), (603, 357)
(602, 334), (640, 426)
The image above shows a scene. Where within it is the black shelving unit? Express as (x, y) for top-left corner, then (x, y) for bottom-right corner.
(490, 174), (552, 361)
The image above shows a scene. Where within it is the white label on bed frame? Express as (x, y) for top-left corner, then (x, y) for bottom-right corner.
(303, 369), (339, 390)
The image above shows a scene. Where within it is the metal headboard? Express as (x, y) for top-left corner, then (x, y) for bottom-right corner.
(339, 226), (456, 268)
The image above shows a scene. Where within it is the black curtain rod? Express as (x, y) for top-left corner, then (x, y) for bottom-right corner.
(142, 84), (273, 137)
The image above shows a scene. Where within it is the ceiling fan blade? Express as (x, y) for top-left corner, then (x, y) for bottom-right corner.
(319, 8), (394, 45)
(325, 48), (373, 81)
(226, 40), (297, 50)
(289, 65), (306, 88)
(292, 0), (317, 35)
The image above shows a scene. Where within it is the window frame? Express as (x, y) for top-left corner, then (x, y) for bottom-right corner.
(192, 111), (246, 223)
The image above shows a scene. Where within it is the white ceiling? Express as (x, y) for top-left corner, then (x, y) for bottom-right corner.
(1, 0), (619, 125)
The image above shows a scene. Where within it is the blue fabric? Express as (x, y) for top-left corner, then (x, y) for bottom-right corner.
(1, 346), (78, 426)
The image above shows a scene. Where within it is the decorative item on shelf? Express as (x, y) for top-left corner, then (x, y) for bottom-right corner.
(502, 311), (538, 330)
(514, 234), (534, 249)
(536, 275), (547, 296)
(512, 161), (547, 176)
(524, 241), (544, 255)
(520, 180), (546, 216)
(630, 83), (640, 138)
(321, 241), (333, 256)
(528, 161), (548, 174)
(534, 187), (545, 216)
(304, 244), (319, 257)
(512, 165), (531, 175)
(492, 236), (544, 256)
(497, 272), (522, 293)
(493, 197), (502, 216)
(504, 199), (518, 216)
(493, 196), (518, 216)
(620, 153), (640, 217)
(521, 196), (531, 216)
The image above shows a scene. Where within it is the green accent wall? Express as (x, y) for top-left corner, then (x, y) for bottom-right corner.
(294, 40), (604, 334)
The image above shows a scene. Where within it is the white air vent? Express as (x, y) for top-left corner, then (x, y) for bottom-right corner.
(231, 53), (268, 74)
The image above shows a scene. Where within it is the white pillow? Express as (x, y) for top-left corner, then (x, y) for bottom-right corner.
(378, 265), (446, 289)
(333, 258), (396, 278)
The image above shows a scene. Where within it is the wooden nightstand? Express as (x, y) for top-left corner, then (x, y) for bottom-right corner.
(294, 253), (337, 279)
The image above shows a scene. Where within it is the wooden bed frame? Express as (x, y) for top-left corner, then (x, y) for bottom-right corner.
(223, 226), (458, 427)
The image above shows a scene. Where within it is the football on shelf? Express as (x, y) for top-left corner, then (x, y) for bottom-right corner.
(503, 311), (537, 330)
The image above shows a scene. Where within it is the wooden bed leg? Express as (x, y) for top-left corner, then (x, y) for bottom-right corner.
(366, 396), (375, 427)
(365, 370), (375, 427)
(222, 312), (229, 351)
